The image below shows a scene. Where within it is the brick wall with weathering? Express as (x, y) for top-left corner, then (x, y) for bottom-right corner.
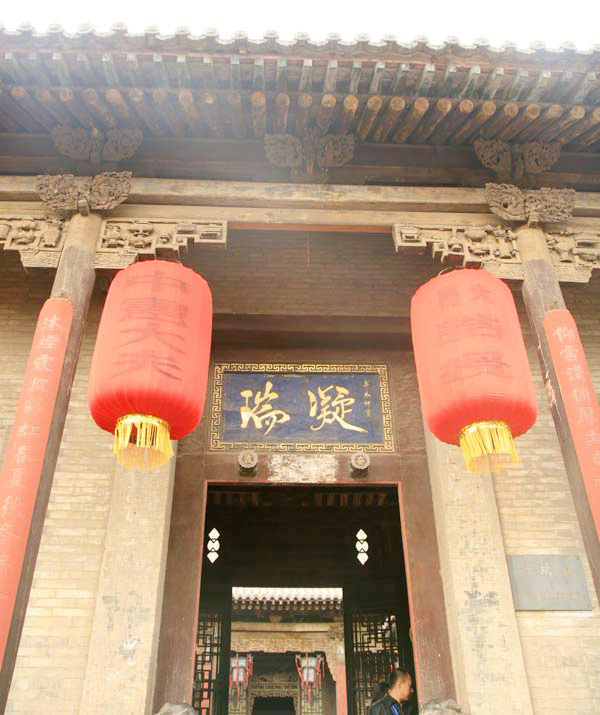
(0, 229), (600, 713)
(0, 253), (114, 715)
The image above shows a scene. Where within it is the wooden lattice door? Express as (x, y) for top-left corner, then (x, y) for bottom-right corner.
(343, 586), (414, 715)
(193, 591), (232, 715)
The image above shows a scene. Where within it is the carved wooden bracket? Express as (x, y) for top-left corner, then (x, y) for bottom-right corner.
(51, 127), (144, 164)
(36, 171), (132, 216)
(393, 221), (600, 283)
(96, 218), (227, 268)
(484, 182), (576, 225)
(0, 216), (227, 269)
(474, 139), (561, 184)
(264, 129), (355, 180)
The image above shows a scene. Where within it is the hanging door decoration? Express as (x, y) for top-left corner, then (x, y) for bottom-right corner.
(229, 653), (253, 715)
(296, 653), (325, 715)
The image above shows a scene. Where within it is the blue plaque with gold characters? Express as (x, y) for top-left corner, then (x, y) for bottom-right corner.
(210, 364), (393, 452)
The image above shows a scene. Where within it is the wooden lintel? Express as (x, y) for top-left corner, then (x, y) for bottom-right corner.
(3, 175), (600, 217)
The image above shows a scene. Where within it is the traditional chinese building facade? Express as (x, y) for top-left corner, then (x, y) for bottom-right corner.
(0, 24), (600, 715)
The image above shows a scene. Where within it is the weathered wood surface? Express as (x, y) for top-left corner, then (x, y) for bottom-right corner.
(4, 131), (600, 187)
(518, 227), (600, 598)
(3, 176), (600, 215)
(0, 212), (100, 711)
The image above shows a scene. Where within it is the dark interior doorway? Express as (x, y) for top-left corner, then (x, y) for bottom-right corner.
(253, 697), (295, 715)
(194, 485), (415, 715)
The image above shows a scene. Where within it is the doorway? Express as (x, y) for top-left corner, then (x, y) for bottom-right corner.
(193, 485), (415, 715)
(253, 697), (295, 715)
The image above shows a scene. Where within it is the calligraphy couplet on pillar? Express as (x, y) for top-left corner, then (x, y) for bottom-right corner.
(545, 310), (600, 538)
(0, 298), (73, 668)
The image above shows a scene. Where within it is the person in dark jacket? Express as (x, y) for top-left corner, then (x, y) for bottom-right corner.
(368, 670), (413, 715)
(371, 682), (388, 705)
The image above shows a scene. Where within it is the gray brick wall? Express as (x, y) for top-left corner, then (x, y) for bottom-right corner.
(1, 235), (600, 713)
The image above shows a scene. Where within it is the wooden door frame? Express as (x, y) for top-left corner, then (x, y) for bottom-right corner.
(154, 474), (455, 711)
(153, 346), (456, 711)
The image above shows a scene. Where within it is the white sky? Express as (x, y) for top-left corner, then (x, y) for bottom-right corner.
(1, 0), (599, 51)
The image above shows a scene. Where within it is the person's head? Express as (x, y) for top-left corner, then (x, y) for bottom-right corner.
(388, 669), (413, 703)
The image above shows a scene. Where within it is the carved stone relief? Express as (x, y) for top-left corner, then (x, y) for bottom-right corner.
(484, 183), (576, 224)
(51, 127), (143, 164)
(97, 218), (227, 268)
(474, 139), (561, 184)
(0, 216), (66, 268)
(265, 129), (355, 180)
(36, 171), (132, 215)
(393, 222), (600, 283)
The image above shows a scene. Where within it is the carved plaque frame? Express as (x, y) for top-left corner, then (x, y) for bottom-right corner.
(210, 363), (394, 452)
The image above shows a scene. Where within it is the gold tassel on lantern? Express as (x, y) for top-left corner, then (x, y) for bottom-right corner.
(459, 420), (518, 474)
(114, 414), (174, 470)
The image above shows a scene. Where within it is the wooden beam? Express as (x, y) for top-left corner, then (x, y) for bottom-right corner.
(337, 95), (359, 134)
(57, 88), (96, 130)
(104, 89), (133, 127)
(250, 91), (267, 138)
(539, 105), (586, 142)
(129, 89), (166, 136)
(2, 177), (600, 216)
(357, 96), (383, 141)
(153, 89), (186, 137)
(271, 93), (290, 134)
(316, 93), (337, 134)
(295, 93), (312, 134)
(517, 103), (563, 141)
(10, 87), (56, 132)
(372, 97), (405, 143)
(410, 99), (452, 143)
(499, 103), (541, 142)
(449, 100), (496, 144)
(178, 91), (205, 135)
(479, 101), (520, 140)
(393, 98), (429, 143)
(430, 100), (474, 143)
(81, 88), (118, 129)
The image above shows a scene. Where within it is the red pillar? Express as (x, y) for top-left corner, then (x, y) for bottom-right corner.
(0, 298), (73, 664)
(336, 665), (348, 715)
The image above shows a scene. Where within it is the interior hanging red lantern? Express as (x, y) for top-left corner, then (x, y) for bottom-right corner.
(88, 260), (212, 470)
(411, 268), (537, 473)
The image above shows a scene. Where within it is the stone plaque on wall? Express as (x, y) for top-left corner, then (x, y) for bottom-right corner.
(210, 363), (393, 452)
(506, 555), (592, 611)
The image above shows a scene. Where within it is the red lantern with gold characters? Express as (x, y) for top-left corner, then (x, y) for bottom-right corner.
(411, 268), (537, 473)
(88, 260), (212, 470)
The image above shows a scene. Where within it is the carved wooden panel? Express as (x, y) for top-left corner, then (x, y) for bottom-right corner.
(265, 129), (355, 180)
(0, 216), (66, 268)
(484, 183), (576, 224)
(393, 223), (600, 283)
(51, 127), (143, 164)
(36, 172), (132, 215)
(96, 218), (227, 268)
(474, 139), (560, 183)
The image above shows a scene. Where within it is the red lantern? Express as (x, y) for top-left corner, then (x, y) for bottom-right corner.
(88, 260), (212, 470)
(411, 269), (537, 473)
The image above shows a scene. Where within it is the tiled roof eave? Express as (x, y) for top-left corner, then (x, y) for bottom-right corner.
(1, 24), (599, 68)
